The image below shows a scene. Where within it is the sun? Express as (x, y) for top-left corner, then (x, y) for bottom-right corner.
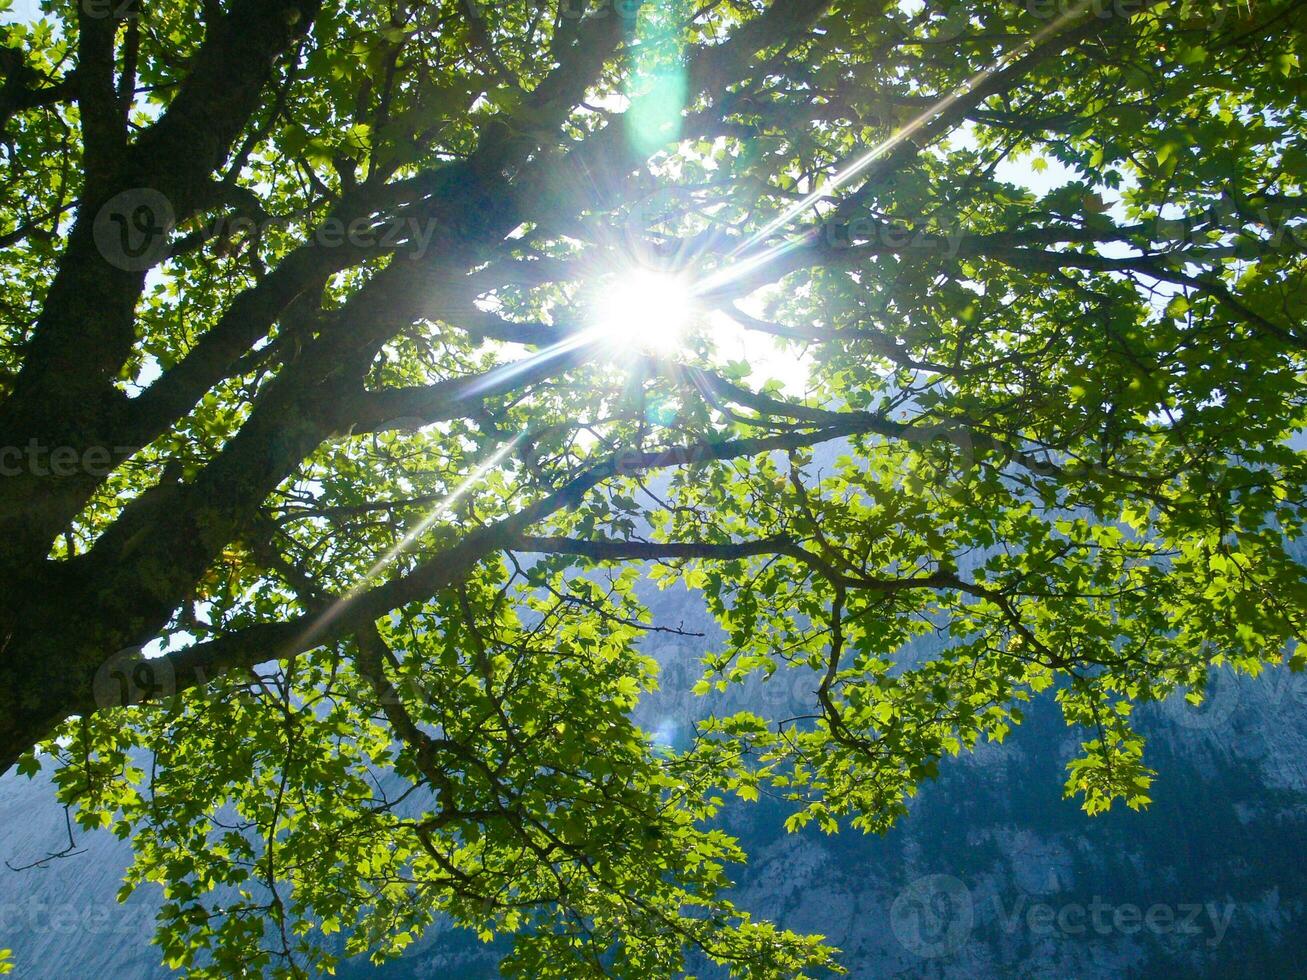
(591, 268), (696, 353)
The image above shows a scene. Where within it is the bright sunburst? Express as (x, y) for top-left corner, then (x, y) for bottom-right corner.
(591, 269), (695, 353)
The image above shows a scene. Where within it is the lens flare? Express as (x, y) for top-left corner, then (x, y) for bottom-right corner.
(592, 269), (696, 353)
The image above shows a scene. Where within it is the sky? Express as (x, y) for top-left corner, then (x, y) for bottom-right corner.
(2, 0), (42, 24)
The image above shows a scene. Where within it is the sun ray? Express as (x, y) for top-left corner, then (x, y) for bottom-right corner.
(708, 1), (1096, 286)
(290, 436), (523, 651)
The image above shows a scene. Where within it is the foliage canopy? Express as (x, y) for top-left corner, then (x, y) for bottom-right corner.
(0, 0), (1305, 974)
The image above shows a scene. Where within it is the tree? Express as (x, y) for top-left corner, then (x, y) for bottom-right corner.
(0, 0), (1303, 973)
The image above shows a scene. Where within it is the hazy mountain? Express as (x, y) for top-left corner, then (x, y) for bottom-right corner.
(4, 572), (1307, 979)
